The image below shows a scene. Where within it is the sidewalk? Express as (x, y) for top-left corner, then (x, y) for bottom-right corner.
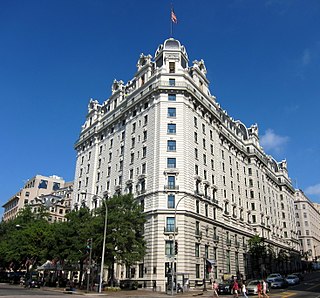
(43, 286), (230, 297)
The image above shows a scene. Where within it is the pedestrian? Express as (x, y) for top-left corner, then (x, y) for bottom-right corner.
(257, 281), (262, 298)
(153, 280), (156, 292)
(232, 280), (239, 298)
(262, 280), (269, 298)
(212, 280), (219, 297)
(242, 282), (248, 298)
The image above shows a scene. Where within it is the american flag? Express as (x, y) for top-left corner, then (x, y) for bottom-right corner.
(171, 9), (177, 24)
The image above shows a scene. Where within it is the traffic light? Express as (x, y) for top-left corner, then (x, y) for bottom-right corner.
(85, 238), (92, 253)
(174, 240), (178, 255)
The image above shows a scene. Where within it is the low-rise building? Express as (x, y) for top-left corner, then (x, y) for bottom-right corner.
(2, 175), (67, 221)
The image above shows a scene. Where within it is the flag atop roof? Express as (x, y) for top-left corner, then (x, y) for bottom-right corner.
(171, 8), (178, 24)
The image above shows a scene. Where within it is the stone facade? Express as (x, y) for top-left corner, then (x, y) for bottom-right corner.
(73, 38), (300, 289)
(294, 190), (320, 261)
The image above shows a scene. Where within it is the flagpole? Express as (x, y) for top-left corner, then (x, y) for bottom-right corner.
(170, 5), (173, 37)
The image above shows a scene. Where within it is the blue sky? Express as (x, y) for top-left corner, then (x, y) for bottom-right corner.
(1, 0), (320, 215)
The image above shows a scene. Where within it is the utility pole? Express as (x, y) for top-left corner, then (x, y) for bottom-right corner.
(86, 238), (93, 292)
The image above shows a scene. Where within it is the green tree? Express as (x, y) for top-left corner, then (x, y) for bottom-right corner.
(0, 206), (52, 271)
(248, 235), (267, 278)
(96, 194), (146, 283)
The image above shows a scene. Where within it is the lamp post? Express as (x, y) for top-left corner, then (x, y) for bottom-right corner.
(171, 194), (188, 296)
(81, 191), (108, 293)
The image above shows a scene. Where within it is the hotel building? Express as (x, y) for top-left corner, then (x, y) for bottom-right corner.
(73, 38), (300, 289)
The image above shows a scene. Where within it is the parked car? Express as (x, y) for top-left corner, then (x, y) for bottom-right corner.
(270, 277), (288, 289)
(218, 280), (233, 294)
(292, 272), (304, 281)
(285, 275), (300, 285)
(266, 273), (282, 283)
(25, 279), (41, 288)
(119, 279), (138, 290)
(246, 280), (270, 295)
(246, 280), (261, 295)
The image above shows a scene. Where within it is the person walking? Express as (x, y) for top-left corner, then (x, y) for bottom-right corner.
(262, 280), (269, 298)
(232, 280), (239, 298)
(242, 282), (248, 298)
(212, 280), (219, 297)
(257, 281), (262, 298)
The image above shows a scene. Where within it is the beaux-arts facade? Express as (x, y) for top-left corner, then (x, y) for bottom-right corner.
(73, 38), (300, 290)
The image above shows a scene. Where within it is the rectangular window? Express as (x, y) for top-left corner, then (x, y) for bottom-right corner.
(167, 158), (176, 168)
(165, 240), (174, 256)
(169, 63), (175, 73)
(38, 180), (48, 189)
(168, 107), (176, 117)
(168, 176), (175, 189)
(169, 78), (175, 86)
(196, 264), (200, 278)
(53, 182), (60, 191)
(166, 217), (175, 232)
(142, 147), (147, 157)
(167, 123), (176, 134)
(168, 194), (175, 208)
(195, 243), (200, 257)
(167, 140), (176, 151)
(168, 94), (176, 101)
(226, 250), (231, 273)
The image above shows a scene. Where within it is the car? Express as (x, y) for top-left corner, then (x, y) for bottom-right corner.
(270, 277), (288, 289)
(119, 279), (138, 290)
(266, 273), (282, 283)
(292, 272), (304, 281)
(218, 280), (233, 294)
(246, 280), (261, 295)
(246, 280), (270, 295)
(285, 275), (300, 285)
(25, 279), (41, 288)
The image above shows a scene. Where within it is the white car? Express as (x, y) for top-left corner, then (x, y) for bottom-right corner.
(267, 273), (282, 283)
(285, 275), (300, 285)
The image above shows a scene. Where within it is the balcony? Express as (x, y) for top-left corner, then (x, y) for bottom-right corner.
(195, 231), (203, 238)
(164, 185), (179, 190)
(137, 189), (146, 195)
(164, 227), (178, 234)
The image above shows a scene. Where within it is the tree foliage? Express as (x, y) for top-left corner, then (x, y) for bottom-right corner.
(0, 194), (146, 275)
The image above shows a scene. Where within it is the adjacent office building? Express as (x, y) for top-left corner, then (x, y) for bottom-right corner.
(294, 189), (320, 261)
(2, 175), (66, 222)
(73, 38), (300, 289)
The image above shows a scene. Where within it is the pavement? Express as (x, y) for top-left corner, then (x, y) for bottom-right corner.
(42, 286), (228, 298)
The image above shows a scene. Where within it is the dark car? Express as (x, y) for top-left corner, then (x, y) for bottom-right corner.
(270, 277), (288, 289)
(292, 272), (304, 281)
(218, 280), (233, 294)
(119, 279), (138, 290)
(25, 279), (41, 288)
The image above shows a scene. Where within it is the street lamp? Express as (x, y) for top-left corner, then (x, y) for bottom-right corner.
(81, 191), (108, 293)
(171, 194), (188, 296)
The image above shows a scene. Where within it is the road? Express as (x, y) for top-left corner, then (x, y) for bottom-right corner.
(0, 272), (319, 298)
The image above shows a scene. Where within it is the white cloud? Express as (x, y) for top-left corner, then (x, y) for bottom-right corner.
(260, 129), (289, 153)
(305, 183), (320, 196)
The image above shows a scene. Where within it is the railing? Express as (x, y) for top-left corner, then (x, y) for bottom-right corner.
(164, 227), (178, 234)
(164, 185), (179, 190)
(195, 231), (203, 238)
